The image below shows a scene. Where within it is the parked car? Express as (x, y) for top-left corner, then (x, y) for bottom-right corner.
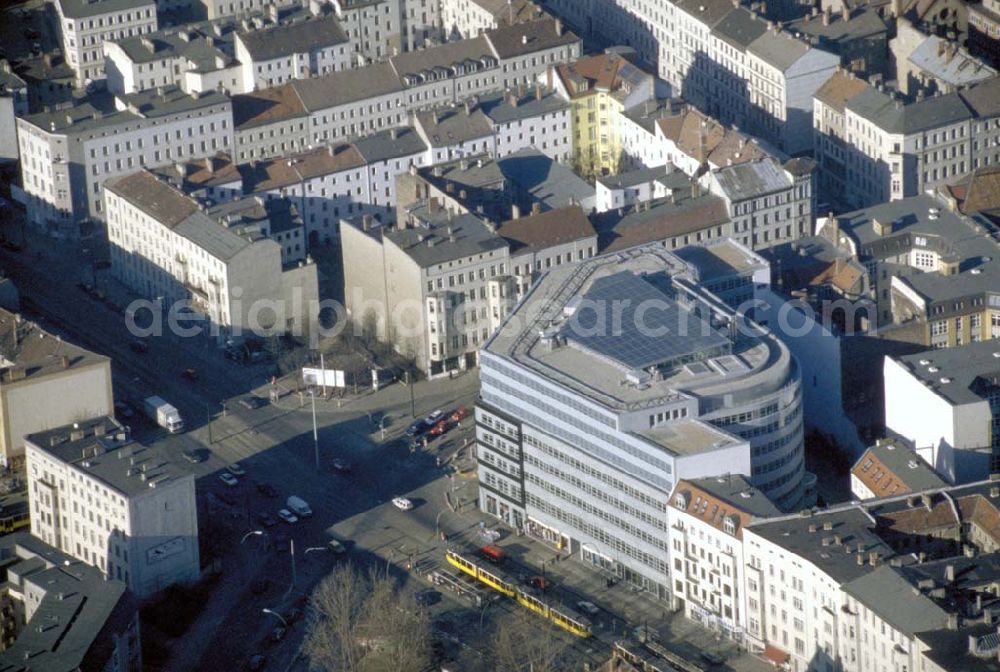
(701, 651), (726, 666)
(257, 512), (277, 528)
(405, 420), (426, 437)
(239, 396), (267, 410)
(392, 497), (414, 511)
(529, 576), (549, 592)
(226, 463), (246, 476)
(331, 458), (352, 474)
(449, 405), (468, 423)
(256, 481), (278, 498)
(429, 419), (451, 437)
(277, 509), (298, 524)
(218, 472), (238, 487)
(424, 409), (444, 425)
(327, 539), (347, 554)
(129, 340), (149, 354)
(576, 601), (600, 617)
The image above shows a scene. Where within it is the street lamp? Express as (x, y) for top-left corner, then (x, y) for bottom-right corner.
(241, 530), (265, 545)
(262, 608), (288, 628)
(304, 546), (326, 556)
(309, 389), (319, 470)
(479, 596), (497, 635)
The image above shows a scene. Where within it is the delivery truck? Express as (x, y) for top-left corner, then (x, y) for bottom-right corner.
(144, 396), (184, 433)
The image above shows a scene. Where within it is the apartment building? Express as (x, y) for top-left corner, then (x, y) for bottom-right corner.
(0, 64), (27, 163)
(968, 0), (1000, 65)
(17, 86), (233, 236)
(700, 157), (815, 249)
(476, 244), (808, 601)
(813, 72), (1000, 209)
(850, 438), (949, 500)
(105, 170), (319, 339)
(441, 0), (543, 39)
(195, 0), (270, 20)
(340, 188), (597, 376)
(25, 416), (200, 599)
(232, 18), (581, 162)
(331, 0), (441, 62)
(816, 194), (1000, 337)
(0, 534), (140, 672)
(547, 52), (656, 176)
(477, 86), (572, 161)
(0, 309), (113, 468)
(885, 341), (1000, 480)
(786, 7), (889, 78)
(55, 0), (158, 86)
(623, 104), (781, 179)
(667, 475), (781, 638)
(235, 13), (352, 91)
(105, 24), (243, 96)
(900, 33), (996, 96)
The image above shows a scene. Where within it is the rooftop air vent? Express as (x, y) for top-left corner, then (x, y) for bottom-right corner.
(940, 377), (952, 384)
(928, 366), (939, 373)
(919, 359), (931, 366)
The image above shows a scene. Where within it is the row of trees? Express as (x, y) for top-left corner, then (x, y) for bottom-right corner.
(303, 564), (568, 672)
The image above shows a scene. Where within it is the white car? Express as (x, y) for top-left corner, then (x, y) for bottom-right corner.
(392, 497), (414, 511)
(218, 472), (239, 487)
(226, 463), (245, 476)
(577, 601), (600, 617)
(277, 509), (299, 524)
(424, 409), (444, 425)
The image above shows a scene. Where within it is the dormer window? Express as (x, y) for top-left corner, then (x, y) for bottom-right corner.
(723, 516), (737, 535)
(675, 492), (689, 511)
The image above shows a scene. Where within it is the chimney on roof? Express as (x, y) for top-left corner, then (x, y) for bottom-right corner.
(60, 355), (70, 369)
(362, 214), (372, 232)
(922, 493), (933, 509)
(531, 202), (542, 216)
(823, 6), (831, 25)
(842, 6), (850, 21)
(856, 553), (864, 565)
(204, 156), (215, 173)
(868, 551), (879, 566)
(511, 203), (521, 219)
(555, 18), (564, 36)
(947, 613), (959, 630)
(459, 189), (467, 200)
(446, 181), (456, 194)
(464, 98), (474, 116)
(945, 564), (955, 582)
(517, 82), (526, 100)
(535, 82), (543, 101)
(429, 197), (440, 214)
(521, 34), (528, 45)
(267, 2), (278, 21)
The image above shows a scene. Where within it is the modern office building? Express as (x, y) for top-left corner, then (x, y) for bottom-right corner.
(476, 244), (809, 599)
(25, 417), (200, 599)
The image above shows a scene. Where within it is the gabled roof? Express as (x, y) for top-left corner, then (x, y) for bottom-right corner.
(852, 440), (948, 499)
(232, 83), (307, 129)
(815, 69), (870, 113)
(241, 144), (366, 192)
(484, 17), (578, 59)
(237, 14), (348, 62)
(951, 166), (1000, 214)
(843, 566), (950, 636)
(669, 475), (781, 539)
(497, 205), (596, 255)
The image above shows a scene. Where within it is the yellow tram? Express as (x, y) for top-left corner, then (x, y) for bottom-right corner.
(445, 549), (592, 638)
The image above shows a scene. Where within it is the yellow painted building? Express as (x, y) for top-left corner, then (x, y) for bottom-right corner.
(547, 53), (654, 177)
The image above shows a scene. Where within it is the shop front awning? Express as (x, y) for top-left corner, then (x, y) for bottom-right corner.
(763, 645), (790, 667)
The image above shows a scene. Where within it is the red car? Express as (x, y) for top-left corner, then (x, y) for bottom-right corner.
(450, 405), (468, 423)
(430, 419), (451, 437)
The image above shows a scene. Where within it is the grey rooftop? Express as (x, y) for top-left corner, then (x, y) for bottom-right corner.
(25, 417), (193, 498)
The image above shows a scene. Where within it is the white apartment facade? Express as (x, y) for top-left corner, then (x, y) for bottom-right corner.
(17, 87), (233, 234)
(105, 29), (245, 96)
(105, 170), (319, 338)
(232, 18), (581, 162)
(667, 476), (781, 639)
(814, 74), (1000, 209)
(234, 15), (352, 91)
(56, 0), (158, 86)
(25, 417), (200, 599)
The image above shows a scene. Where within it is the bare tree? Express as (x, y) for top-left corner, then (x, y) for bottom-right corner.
(488, 609), (566, 672)
(303, 564), (432, 672)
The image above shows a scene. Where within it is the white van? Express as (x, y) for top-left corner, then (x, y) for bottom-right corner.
(286, 495), (312, 517)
